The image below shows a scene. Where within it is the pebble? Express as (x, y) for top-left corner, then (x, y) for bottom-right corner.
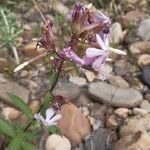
(138, 54), (150, 67)
(140, 100), (150, 112)
(84, 70), (96, 82)
(45, 134), (71, 150)
(142, 66), (150, 86)
(108, 75), (129, 88)
(81, 106), (89, 116)
(138, 18), (150, 41)
(29, 100), (40, 113)
(0, 82), (29, 105)
(69, 76), (87, 87)
(114, 108), (129, 118)
(76, 94), (91, 106)
(145, 93), (150, 102)
(57, 103), (91, 145)
(133, 108), (148, 115)
(0, 73), (9, 83)
(88, 82), (143, 108)
(2, 107), (20, 120)
(106, 115), (118, 128)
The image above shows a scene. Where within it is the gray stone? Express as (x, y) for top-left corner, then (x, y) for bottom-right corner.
(142, 66), (150, 86)
(140, 100), (150, 112)
(88, 82), (143, 108)
(138, 18), (150, 41)
(133, 108), (148, 115)
(0, 82), (29, 105)
(84, 128), (112, 150)
(0, 74), (9, 83)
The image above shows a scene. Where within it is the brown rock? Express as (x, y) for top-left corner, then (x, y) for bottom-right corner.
(138, 54), (150, 67)
(57, 103), (91, 145)
(2, 107), (20, 120)
(29, 100), (40, 113)
(106, 115), (118, 128)
(120, 114), (150, 137)
(114, 131), (150, 150)
(108, 75), (129, 88)
(24, 41), (45, 57)
(84, 70), (96, 82)
(114, 108), (129, 118)
(129, 41), (150, 54)
(140, 100), (150, 112)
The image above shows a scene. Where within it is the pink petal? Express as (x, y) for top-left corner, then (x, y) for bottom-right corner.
(96, 34), (106, 50)
(34, 113), (46, 124)
(86, 48), (104, 57)
(47, 114), (62, 125)
(92, 56), (106, 71)
(45, 108), (55, 122)
(83, 56), (95, 65)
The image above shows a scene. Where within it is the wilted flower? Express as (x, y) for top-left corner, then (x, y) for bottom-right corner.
(34, 108), (62, 126)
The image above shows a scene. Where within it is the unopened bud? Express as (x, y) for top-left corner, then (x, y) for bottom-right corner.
(108, 47), (127, 55)
(14, 62), (29, 72)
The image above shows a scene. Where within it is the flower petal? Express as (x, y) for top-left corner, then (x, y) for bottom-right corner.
(96, 34), (106, 50)
(86, 48), (104, 57)
(47, 114), (62, 125)
(34, 113), (46, 124)
(45, 108), (55, 122)
(92, 55), (106, 71)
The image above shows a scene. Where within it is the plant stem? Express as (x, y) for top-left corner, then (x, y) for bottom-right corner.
(11, 46), (20, 64)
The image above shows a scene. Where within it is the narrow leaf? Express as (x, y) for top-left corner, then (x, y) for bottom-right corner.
(47, 125), (61, 135)
(0, 119), (16, 137)
(8, 93), (33, 120)
(22, 142), (37, 150)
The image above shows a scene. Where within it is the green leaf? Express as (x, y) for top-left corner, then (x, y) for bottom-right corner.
(0, 119), (16, 137)
(22, 142), (37, 150)
(47, 125), (61, 135)
(23, 131), (39, 142)
(8, 93), (33, 120)
(8, 135), (23, 150)
(40, 92), (53, 117)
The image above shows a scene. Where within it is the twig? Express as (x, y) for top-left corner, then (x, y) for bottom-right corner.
(32, 0), (47, 25)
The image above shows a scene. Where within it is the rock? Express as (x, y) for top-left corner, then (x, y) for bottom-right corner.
(133, 108), (148, 115)
(0, 82), (29, 105)
(24, 41), (45, 57)
(108, 75), (129, 88)
(45, 134), (71, 150)
(88, 82), (143, 108)
(106, 115), (118, 128)
(114, 108), (129, 118)
(138, 18), (150, 41)
(138, 54), (150, 67)
(120, 114), (150, 137)
(81, 106), (89, 117)
(69, 76), (87, 87)
(0, 73), (9, 83)
(54, 1), (69, 15)
(142, 66), (150, 86)
(110, 22), (126, 44)
(145, 93), (150, 102)
(29, 100), (40, 113)
(129, 41), (150, 54)
(84, 70), (96, 82)
(114, 131), (150, 150)
(84, 128), (112, 150)
(76, 94), (91, 106)
(57, 103), (91, 145)
(54, 80), (81, 101)
(140, 100), (150, 112)
(92, 119), (103, 131)
(2, 107), (20, 120)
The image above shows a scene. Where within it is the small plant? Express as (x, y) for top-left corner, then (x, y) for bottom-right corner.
(0, 1), (126, 149)
(0, 7), (22, 64)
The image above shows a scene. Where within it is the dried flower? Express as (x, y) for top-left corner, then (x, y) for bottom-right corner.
(34, 108), (62, 126)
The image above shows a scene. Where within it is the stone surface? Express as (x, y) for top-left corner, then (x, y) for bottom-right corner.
(84, 128), (112, 150)
(142, 66), (150, 86)
(138, 18), (150, 41)
(0, 74), (9, 83)
(106, 115), (118, 128)
(145, 93), (150, 102)
(29, 100), (40, 113)
(120, 114), (150, 137)
(114, 108), (129, 118)
(84, 70), (96, 82)
(138, 54), (150, 67)
(133, 108), (148, 115)
(88, 82), (143, 108)
(76, 94), (91, 106)
(114, 131), (150, 150)
(110, 22), (125, 44)
(2, 107), (20, 120)
(69, 76), (87, 87)
(140, 100), (150, 112)
(57, 103), (91, 145)
(0, 82), (29, 105)
(54, 80), (81, 101)
(108, 75), (129, 88)
(129, 41), (150, 54)
(45, 134), (71, 150)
